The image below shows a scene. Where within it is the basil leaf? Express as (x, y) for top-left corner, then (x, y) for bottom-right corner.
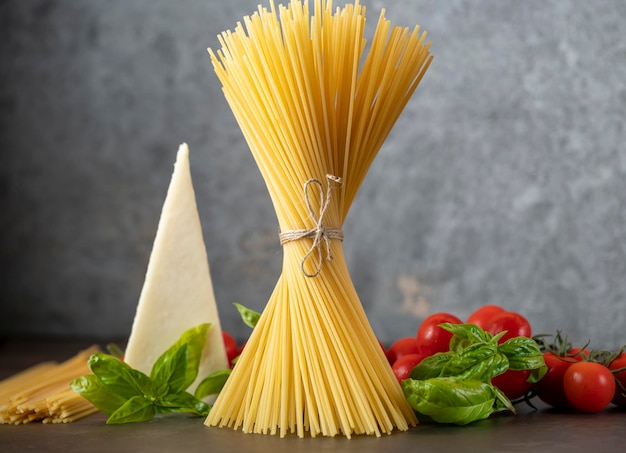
(70, 375), (128, 416)
(150, 343), (189, 394)
(492, 385), (516, 414)
(498, 336), (542, 363)
(442, 323), (493, 351)
(106, 395), (156, 424)
(527, 365), (548, 383)
(453, 354), (509, 383)
(151, 323), (210, 392)
(462, 353), (509, 382)
(445, 347), (509, 383)
(157, 392), (210, 416)
(153, 380), (170, 399)
(402, 377), (497, 425)
(194, 369), (232, 400)
(410, 351), (455, 380)
(498, 336), (547, 378)
(88, 353), (155, 399)
(234, 302), (261, 328)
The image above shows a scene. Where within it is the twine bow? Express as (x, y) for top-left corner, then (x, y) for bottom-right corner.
(279, 174), (344, 278)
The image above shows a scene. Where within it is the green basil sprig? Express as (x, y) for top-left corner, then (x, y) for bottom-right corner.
(71, 323), (231, 424)
(402, 323), (547, 425)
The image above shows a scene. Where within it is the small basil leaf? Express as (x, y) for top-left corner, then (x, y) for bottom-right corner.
(157, 392), (210, 416)
(106, 396), (156, 424)
(151, 323), (210, 391)
(70, 375), (127, 416)
(498, 336), (540, 359)
(402, 377), (497, 425)
(498, 337), (546, 372)
(194, 369), (232, 400)
(88, 353), (155, 399)
(409, 351), (455, 380)
(492, 385), (516, 414)
(441, 343), (497, 378)
(150, 343), (188, 394)
(442, 323), (493, 351)
(456, 353), (509, 382)
(234, 302), (261, 329)
(153, 380), (170, 399)
(527, 364), (548, 383)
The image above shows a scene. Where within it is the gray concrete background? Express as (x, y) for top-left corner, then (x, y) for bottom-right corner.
(1, 0), (625, 348)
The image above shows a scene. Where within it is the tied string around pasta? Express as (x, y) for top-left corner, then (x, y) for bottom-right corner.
(279, 174), (344, 278)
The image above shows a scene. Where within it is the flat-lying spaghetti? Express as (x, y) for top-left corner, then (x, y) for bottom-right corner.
(205, 0), (432, 438)
(0, 346), (99, 424)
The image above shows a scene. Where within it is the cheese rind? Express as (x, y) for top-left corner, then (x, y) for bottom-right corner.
(124, 143), (228, 392)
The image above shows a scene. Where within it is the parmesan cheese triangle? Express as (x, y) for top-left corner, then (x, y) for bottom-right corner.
(124, 143), (228, 393)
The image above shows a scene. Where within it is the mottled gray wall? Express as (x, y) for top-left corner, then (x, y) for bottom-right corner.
(1, 0), (625, 348)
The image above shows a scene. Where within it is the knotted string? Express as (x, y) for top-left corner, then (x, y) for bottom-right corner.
(279, 174), (344, 278)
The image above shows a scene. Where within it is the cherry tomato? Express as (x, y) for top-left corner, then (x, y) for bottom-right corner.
(563, 362), (615, 413)
(492, 369), (532, 400)
(534, 352), (577, 408)
(484, 311), (532, 343)
(392, 353), (427, 383)
(608, 352), (626, 407)
(388, 337), (420, 362)
(466, 304), (505, 329)
(222, 331), (238, 367)
(416, 313), (463, 356)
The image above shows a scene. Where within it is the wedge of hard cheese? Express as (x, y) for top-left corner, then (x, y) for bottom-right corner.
(124, 143), (228, 393)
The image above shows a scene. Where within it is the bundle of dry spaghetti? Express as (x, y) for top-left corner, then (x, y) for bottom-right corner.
(0, 346), (99, 424)
(206, 0), (432, 438)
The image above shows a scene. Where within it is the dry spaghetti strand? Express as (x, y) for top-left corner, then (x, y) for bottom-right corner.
(0, 346), (99, 424)
(206, 0), (432, 438)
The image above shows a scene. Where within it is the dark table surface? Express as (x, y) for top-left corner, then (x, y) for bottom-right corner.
(1, 338), (625, 453)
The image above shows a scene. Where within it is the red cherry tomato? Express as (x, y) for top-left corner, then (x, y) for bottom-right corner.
(392, 353), (426, 383)
(222, 331), (238, 367)
(484, 311), (532, 343)
(388, 337), (419, 362)
(534, 352), (577, 408)
(466, 304), (505, 329)
(563, 362), (615, 413)
(415, 313), (463, 356)
(491, 369), (532, 400)
(608, 352), (626, 407)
